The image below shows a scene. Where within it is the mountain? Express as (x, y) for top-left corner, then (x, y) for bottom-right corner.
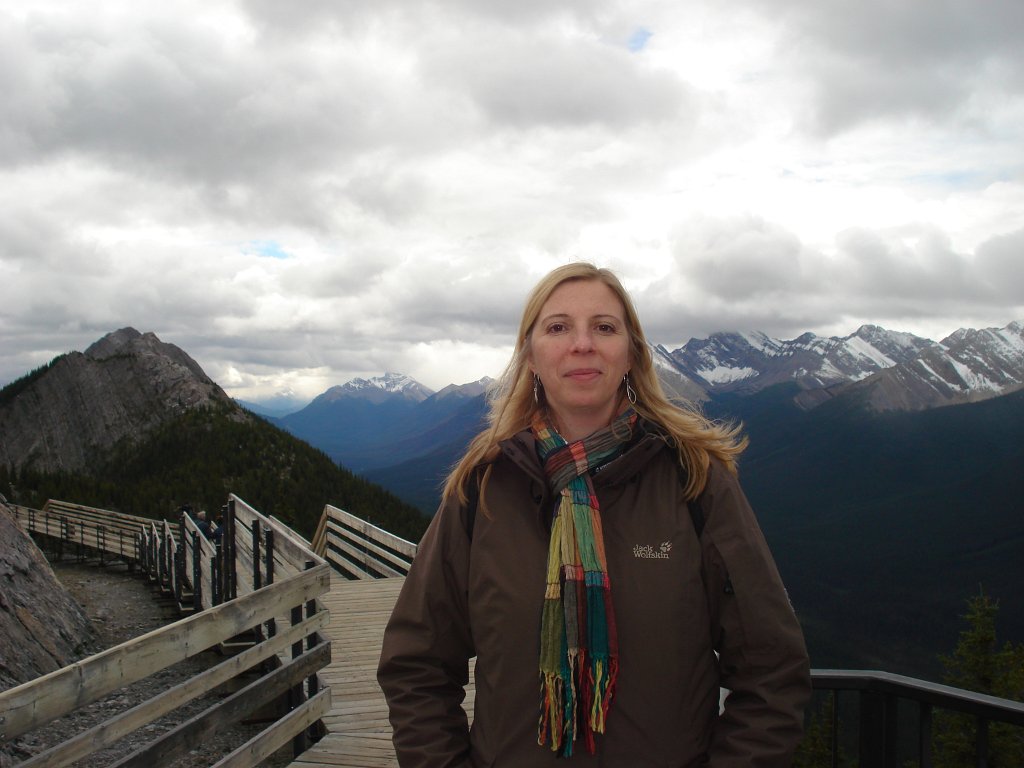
(0, 328), (239, 473)
(5, 322), (1022, 678)
(664, 321), (1024, 413)
(290, 319), (1024, 677)
(283, 322), (1024, 514)
(236, 390), (309, 418)
(668, 324), (938, 397)
(831, 321), (1024, 411)
(704, 383), (1024, 678)
(315, 372), (434, 405)
(650, 344), (708, 403)
(0, 329), (429, 542)
(279, 375), (491, 475)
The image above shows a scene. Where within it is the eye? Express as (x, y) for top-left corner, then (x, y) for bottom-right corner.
(547, 322), (568, 334)
(596, 322), (617, 334)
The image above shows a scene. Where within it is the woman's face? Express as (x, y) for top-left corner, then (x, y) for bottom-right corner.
(528, 279), (632, 440)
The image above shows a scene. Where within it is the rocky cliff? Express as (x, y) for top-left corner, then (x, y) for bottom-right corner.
(0, 328), (245, 473)
(0, 499), (97, 692)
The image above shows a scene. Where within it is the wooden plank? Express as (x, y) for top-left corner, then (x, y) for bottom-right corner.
(231, 494), (326, 570)
(322, 519), (412, 574)
(283, 576), (478, 768)
(291, 733), (397, 767)
(0, 565), (330, 739)
(324, 555), (373, 581)
(310, 511), (329, 557)
(325, 535), (405, 579)
(322, 506), (417, 559)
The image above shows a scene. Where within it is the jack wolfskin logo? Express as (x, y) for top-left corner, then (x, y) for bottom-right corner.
(633, 541), (672, 560)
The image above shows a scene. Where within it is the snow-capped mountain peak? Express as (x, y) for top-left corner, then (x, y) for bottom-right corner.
(317, 372), (434, 405)
(431, 377), (496, 400)
(661, 321), (1024, 412)
(667, 325), (937, 395)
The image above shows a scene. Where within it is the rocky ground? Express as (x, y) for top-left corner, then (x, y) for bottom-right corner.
(1, 558), (296, 768)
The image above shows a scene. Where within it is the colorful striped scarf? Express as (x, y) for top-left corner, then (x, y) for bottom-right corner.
(534, 408), (637, 757)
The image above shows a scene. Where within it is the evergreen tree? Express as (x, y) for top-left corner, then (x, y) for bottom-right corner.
(934, 592), (1024, 767)
(3, 404), (430, 542)
(794, 692), (848, 767)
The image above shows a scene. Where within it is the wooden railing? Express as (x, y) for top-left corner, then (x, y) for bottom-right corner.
(310, 503), (417, 579)
(15, 500), (171, 566)
(3, 497), (332, 768)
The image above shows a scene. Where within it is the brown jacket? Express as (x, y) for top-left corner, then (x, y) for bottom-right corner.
(378, 423), (811, 767)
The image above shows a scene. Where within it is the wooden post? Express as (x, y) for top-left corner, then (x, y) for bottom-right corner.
(265, 528), (276, 640)
(174, 514), (186, 605)
(290, 576), (309, 757)
(212, 541), (221, 606)
(252, 520), (262, 591)
(192, 531), (202, 612)
(223, 500), (237, 602)
(303, 560), (323, 744)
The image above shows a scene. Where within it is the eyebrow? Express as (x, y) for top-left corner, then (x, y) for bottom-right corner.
(538, 312), (623, 324)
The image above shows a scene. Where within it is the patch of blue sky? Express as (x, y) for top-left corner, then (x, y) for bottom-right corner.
(627, 27), (652, 52)
(246, 239), (291, 259)
(910, 169), (995, 190)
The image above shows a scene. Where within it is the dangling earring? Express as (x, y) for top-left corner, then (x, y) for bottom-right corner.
(533, 374), (541, 404)
(624, 373), (637, 405)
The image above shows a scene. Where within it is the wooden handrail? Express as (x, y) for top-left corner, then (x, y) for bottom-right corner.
(3, 495), (335, 768)
(231, 494), (326, 572)
(316, 503), (418, 579)
(0, 565), (330, 740)
(16, 611), (329, 767)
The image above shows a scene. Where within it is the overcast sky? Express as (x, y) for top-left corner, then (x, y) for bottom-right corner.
(2, 0), (1022, 402)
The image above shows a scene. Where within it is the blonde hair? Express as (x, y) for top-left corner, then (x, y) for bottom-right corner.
(441, 262), (746, 508)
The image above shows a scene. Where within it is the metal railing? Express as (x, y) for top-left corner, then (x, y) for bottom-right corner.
(810, 669), (1024, 767)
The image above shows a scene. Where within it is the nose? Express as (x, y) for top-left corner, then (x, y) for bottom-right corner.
(571, 328), (594, 352)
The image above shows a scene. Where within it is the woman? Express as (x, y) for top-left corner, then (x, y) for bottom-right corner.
(378, 263), (811, 767)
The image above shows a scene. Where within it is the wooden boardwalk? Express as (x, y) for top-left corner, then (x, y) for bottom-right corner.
(287, 577), (476, 768)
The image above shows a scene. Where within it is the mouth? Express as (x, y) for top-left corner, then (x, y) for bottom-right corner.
(565, 369), (601, 381)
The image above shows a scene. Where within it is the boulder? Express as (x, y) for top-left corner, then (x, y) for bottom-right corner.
(0, 501), (97, 692)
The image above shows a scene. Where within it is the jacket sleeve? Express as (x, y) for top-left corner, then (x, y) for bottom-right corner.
(377, 495), (475, 768)
(700, 461), (812, 767)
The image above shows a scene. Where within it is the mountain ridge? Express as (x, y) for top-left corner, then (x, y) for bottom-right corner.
(0, 327), (430, 542)
(3, 324), (1022, 677)
(0, 327), (240, 474)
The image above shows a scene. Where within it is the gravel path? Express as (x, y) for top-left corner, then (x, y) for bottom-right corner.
(2, 558), (296, 768)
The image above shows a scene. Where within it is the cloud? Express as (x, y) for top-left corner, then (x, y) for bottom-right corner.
(422, 27), (692, 131)
(1, 0), (1023, 398)
(755, 0), (1024, 135)
(633, 214), (1018, 346)
(975, 227), (1024, 301)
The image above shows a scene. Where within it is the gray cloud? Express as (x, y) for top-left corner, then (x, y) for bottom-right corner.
(752, 0), (1024, 134)
(975, 227), (1024, 300)
(1, 0), (1022, 396)
(423, 30), (692, 130)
